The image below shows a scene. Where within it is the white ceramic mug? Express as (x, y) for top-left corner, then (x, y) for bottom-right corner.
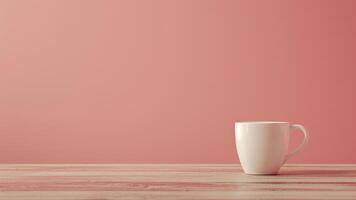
(235, 121), (309, 175)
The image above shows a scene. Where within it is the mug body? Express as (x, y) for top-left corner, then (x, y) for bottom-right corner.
(235, 121), (289, 174)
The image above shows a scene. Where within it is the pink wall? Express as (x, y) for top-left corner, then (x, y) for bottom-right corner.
(1, 0), (356, 163)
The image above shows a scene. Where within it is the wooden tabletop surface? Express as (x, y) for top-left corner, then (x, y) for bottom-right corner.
(0, 164), (355, 200)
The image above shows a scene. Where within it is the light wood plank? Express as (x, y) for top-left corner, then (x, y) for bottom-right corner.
(0, 164), (355, 199)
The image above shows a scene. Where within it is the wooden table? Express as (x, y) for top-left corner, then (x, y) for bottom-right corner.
(0, 164), (355, 199)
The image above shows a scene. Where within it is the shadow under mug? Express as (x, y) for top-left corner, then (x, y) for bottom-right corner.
(235, 121), (309, 175)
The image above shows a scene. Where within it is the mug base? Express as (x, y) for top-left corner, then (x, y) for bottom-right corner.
(243, 170), (280, 175)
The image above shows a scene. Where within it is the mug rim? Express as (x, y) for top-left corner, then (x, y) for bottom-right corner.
(235, 121), (288, 125)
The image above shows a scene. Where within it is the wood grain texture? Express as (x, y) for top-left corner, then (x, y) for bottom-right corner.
(0, 164), (355, 199)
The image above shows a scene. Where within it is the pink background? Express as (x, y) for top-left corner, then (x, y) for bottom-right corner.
(1, 0), (356, 163)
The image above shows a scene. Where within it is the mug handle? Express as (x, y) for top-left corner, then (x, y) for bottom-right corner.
(284, 124), (309, 163)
